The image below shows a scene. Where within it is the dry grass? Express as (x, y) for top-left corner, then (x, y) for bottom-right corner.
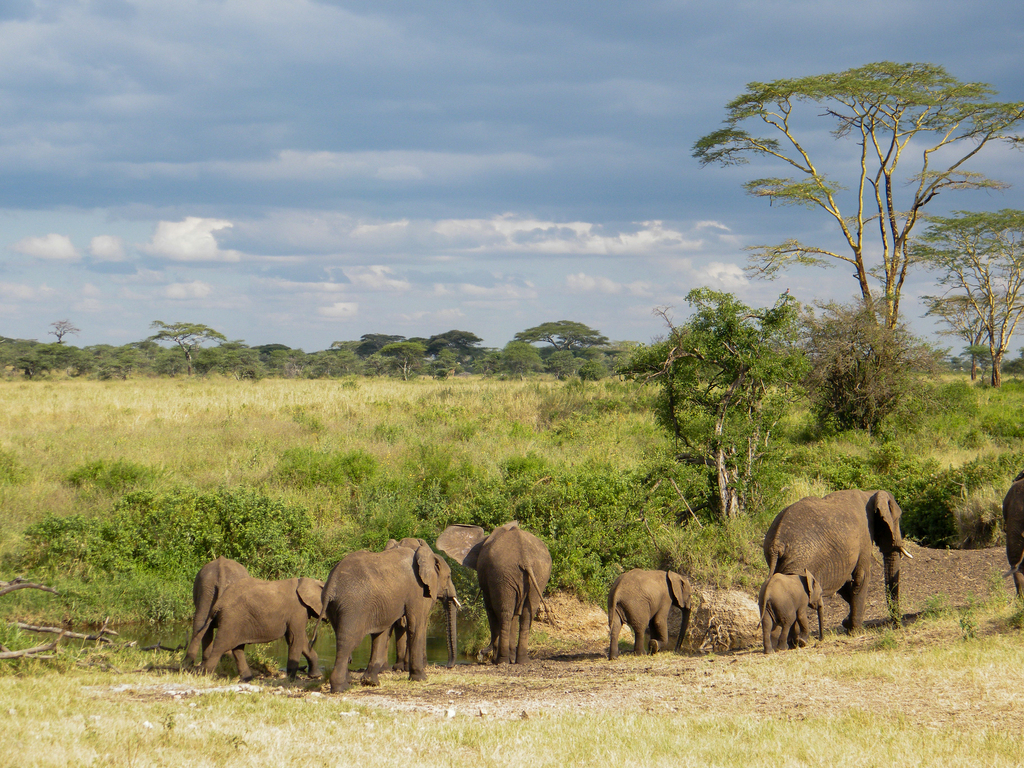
(2, 601), (1023, 767)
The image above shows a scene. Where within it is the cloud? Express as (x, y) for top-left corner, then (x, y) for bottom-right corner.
(142, 218), (241, 262)
(566, 272), (653, 296)
(89, 235), (126, 261)
(10, 233), (79, 261)
(0, 281), (39, 300)
(164, 280), (213, 299)
(698, 261), (748, 289)
(342, 265), (411, 292)
(318, 302), (359, 318)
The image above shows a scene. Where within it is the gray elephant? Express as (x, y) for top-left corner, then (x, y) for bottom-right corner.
(758, 569), (822, 654)
(184, 556), (249, 667)
(1003, 470), (1024, 597)
(382, 537), (437, 672)
(436, 521), (552, 665)
(314, 542), (458, 693)
(607, 569), (692, 659)
(763, 489), (912, 636)
(197, 576), (324, 681)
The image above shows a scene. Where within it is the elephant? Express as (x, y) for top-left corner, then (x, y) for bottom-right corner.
(436, 521), (552, 665)
(184, 556), (249, 667)
(313, 542), (458, 693)
(1003, 470), (1024, 597)
(382, 537), (439, 672)
(197, 576), (324, 681)
(763, 489), (912, 636)
(607, 569), (692, 660)
(758, 569), (822, 654)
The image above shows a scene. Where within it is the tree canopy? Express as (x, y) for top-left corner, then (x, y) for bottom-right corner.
(919, 209), (1024, 387)
(621, 289), (805, 519)
(148, 321), (227, 376)
(514, 321), (608, 351)
(693, 62), (1024, 328)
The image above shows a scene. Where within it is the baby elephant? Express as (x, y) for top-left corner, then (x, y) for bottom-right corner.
(758, 570), (822, 654)
(198, 576), (324, 681)
(608, 569), (692, 659)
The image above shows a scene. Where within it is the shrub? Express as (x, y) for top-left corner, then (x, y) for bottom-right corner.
(275, 447), (377, 488)
(20, 487), (323, 622)
(65, 459), (159, 492)
(801, 301), (941, 434)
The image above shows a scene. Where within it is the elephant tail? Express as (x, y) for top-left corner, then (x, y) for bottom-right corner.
(766, 550), (780, 578)
(524, 565), (556, 627)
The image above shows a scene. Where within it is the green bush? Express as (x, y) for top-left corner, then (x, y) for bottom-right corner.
(20, 487), (324, 621)
(65, 459), (159, 492)
(0, 449), (27, 485)
(275, 447), (378, 488)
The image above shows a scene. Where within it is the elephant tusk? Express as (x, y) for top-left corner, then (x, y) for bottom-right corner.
(451, 596), (462, 610)
(899, 546), (913, 559)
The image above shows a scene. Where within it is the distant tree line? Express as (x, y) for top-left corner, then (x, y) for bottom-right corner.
(0, 320), (631, 382)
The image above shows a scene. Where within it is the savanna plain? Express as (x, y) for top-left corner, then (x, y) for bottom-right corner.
(1, 375), (1023, 767)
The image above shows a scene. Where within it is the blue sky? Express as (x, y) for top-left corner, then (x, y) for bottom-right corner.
(1, 0), (1022, 350)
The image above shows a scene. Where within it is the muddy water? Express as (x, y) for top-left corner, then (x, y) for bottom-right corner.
(126, 611), (477, 675)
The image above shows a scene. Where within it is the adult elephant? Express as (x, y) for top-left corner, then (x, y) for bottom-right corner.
(184, 556), (249, 667)
(314, 542), (458, 693)
(763, 489), (913, 636)
(1003, 470), (1024, 597)
(436, 521), (552, 665)
(197, 576), (323, 681)
(607, 569), (692, 659)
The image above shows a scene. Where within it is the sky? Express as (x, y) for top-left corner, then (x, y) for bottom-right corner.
(1, 1), (1022, 352)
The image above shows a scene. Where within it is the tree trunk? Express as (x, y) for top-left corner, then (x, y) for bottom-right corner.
(991, 349), (1002, 388)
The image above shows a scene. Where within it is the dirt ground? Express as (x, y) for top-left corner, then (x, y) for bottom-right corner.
(299, 544), (1023, 725)
(108, 544), (1023, 731)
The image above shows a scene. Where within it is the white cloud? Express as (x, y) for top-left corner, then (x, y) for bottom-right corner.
(318, 302), (359, 318)
(164, 280), (213, 299)
(698, 262), (748, 289)
(343, 265), (411, 292)
(0, 281), (38, 300)
(10, 233), (79, 261)
(565, 272), (653, 297)
(142, 217), (241, 262)
(89, 235), (126, 261)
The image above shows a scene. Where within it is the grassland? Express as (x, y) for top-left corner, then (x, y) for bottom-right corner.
(2, 374), (1024, 766)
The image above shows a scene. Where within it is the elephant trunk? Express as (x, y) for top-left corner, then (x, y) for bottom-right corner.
(444, 596), (458, 668)
(884, 549), (901, 623)
(673, 606), (691, 653)
(817, 603), (823, 642)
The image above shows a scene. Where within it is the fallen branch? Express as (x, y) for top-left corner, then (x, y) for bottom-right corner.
(670, 479), (703, 528)
(0, 578), (58, 598)
(14, 622), (118, 643)
(0, 635), (62, 659)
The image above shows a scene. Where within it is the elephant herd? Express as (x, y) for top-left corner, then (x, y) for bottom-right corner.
(185, 476), (1024, 686)
(184, 521), (552, 692)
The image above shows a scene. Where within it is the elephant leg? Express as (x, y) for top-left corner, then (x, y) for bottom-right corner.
(779, 618), (796, 652)
(1013, 570), (1024, 599)
(361, 632), (389, 686)
(232, 646), (253, 681)
(482, 599), (500, 663)
(330, 625), (362, 693)
(405, 611), (428, 682)
(515, 608), (533, 664)
(650, 609), (670, 655)
(794, 609), (810, 648)
(392, 619), (409, 672)
(496, 612), (514, 664)
(761, 614), (774, 654)
(608, 610), (623, 660)
(837, 581), (856, 631)
(302, 643), (321, 679)
(843, 564), (870, 631)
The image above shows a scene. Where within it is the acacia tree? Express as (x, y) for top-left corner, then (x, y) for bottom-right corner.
(693, 62), (1024, 328)
(924, 294), (987, 380)
(514, 321), (608, 351)
(48, 319), (80, 344)
(148, 321), (227, 376)
(919, 210), (1024, 387)
(621, 289), (806, 519)
(379, 341), (426, 380)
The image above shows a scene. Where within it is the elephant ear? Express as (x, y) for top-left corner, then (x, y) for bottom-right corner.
(414, 544), (440, 599)
(870, 491), (903, 546)
(296, 578), (324, 616)
(804, 569), (823, 608)
(436, 524), (487, 570)
(383, 539), (399, 550)
(667, 571), (691, 608)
